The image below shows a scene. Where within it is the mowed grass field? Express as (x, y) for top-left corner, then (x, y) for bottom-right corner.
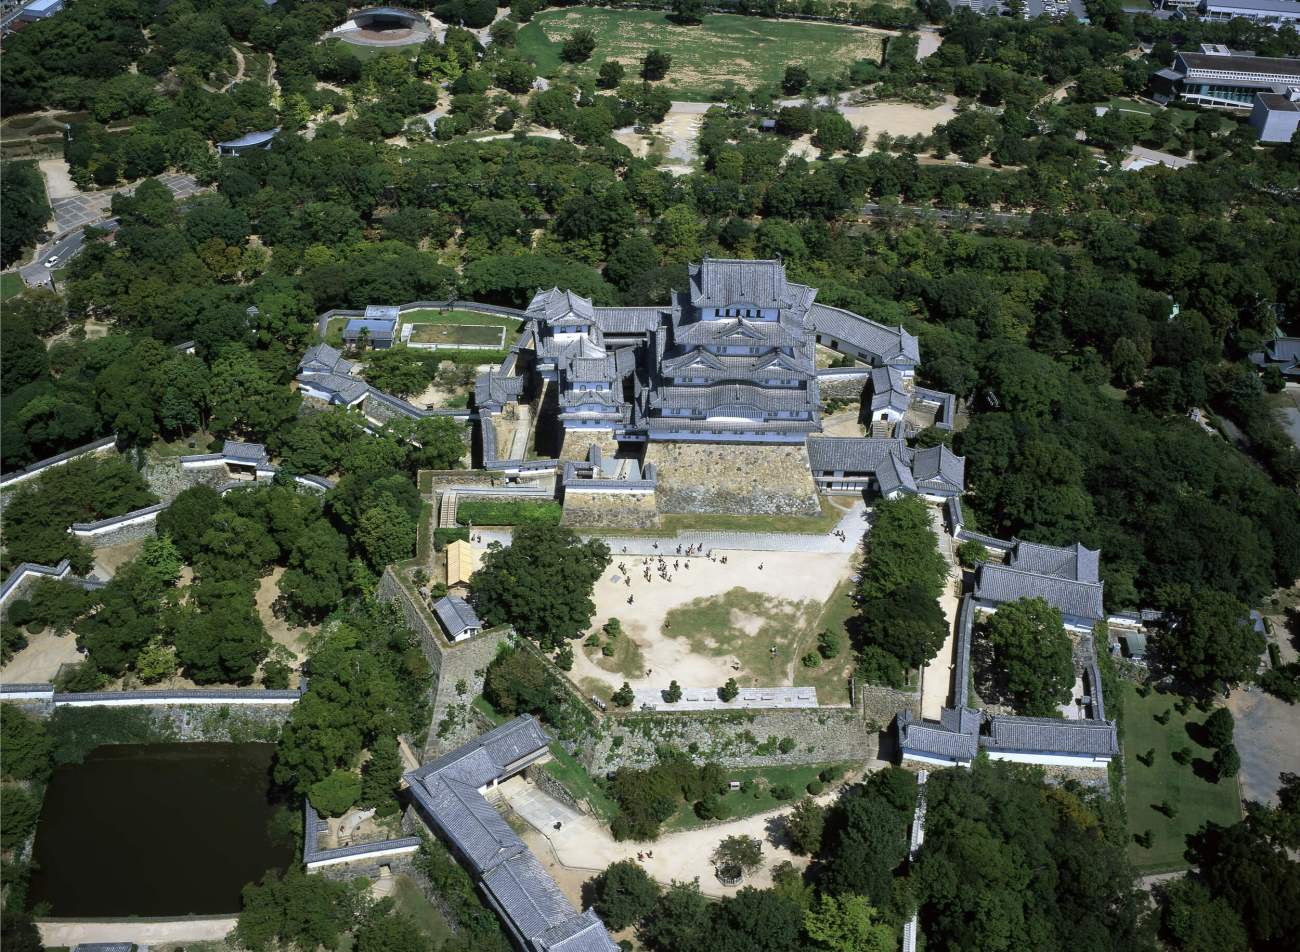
(517, 9), (887, 99)
(402, 307), (520, 346)
(1, 272), (27, 301)
(1123, 683), (1244, 873)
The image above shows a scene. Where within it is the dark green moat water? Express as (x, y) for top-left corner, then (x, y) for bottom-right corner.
(29, 742), (293, 917)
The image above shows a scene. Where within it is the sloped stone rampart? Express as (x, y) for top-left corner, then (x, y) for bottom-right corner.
(579, 707), (874, 773)
(819, 376), (869, 401)
(376, 567), (512, 754)
(646, 442), (820, 516)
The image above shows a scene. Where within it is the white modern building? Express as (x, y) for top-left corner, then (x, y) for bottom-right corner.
(1154, 45), (1300, 109)
(1250, 87), (1300, 142)
(1198, 0), (1300, 28)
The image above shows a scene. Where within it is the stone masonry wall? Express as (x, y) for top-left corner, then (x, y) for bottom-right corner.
(561, 490), (659, 529)
(77, 514), (160, 549)
(646, 442), (821, 516)
(859, 683), (921, 729)
(376, 567), (512, 755)
(578, 707), (874, 773)
(524, 761), (587, 814)
(559, 429), (620, 463)
(818, 376), (869, 401)
(15, 701), (292, 740)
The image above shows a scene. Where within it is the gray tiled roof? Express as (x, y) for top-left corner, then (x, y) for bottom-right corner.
(869, 366), (910, 414)
(974, 564), (1105, 621)
(300, 371), (369, 404)
(538, 909), (621, 951)
(809, 303), (920, 366)
(650, 383), (816, 414)
(483, 850), (575, 937)
(528, 288), (596, 324)
(897, 709), (979, 761)
(877, 451), (917, 496)
(300, 342), (356, 376)
(223, 440), (267, 462)
(404, 716), (618, 950)
(807, 437), (908, 473)
(1009, 541), (1100, 583)
(590, 306), (663, 334)
(687, 258), (796, 309)
(912, 445), (965, 491)
(982, 715), (1119, 756)
(433, 595), (480, 636)
(673, 317), (804, 349)
(475, 370), (526, 408)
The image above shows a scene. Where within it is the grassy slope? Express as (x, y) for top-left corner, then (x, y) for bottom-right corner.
(1, 273), (26, 301)
(661, 762), (847, 832)
(393, 873), (453, 947)
(1123, 683), (1244, 873)
(517, 9), (884, 100)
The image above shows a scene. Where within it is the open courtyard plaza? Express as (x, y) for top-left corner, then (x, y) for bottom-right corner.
(468, 502), (868, 701)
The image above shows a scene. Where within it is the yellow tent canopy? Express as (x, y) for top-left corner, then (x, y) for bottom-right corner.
(446, 539), (475, 588)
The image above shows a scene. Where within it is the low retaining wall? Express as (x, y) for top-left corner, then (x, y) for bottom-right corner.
(561, 489), (659, 529)
(0, 435), (118, 492)
(70, 503), (165, 546)
(817, 371), (869, 401)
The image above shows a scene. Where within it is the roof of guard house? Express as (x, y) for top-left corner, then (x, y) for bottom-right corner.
(222, 440), (267, 462)
(807, 437), (909, 472)
(433, 595), (480, 636)
(529, 288), (596, 324)
(300, 342), (356, 376)
(403, 717), (620, 951)
(974, 563), (1105, 621)
(1010, 540), (1100, 583)
(475, 370), (526, 407)
(1266, 337), (1300, 360)
(687, 258), (797, 310)
(912, 444), (965, 490)
(869, 366), (911, 413)
(876, 452), (917, 496)
(981, 715), (1119, 756)
(217, 127), (279, 149)
(897, 709), (979, 761)
(364, 304), (401, 320)
(300, 371), (369, 404)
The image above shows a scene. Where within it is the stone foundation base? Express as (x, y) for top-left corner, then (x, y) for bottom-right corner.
(646, 442), (820, 516)
(562, 489), (659, 529)
(558, 428), (620, 463)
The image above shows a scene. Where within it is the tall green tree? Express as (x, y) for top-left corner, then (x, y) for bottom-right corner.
(471, 524), (610, 648)
(981, 597), (1074, 716)
(1154, 591), (1265, 696)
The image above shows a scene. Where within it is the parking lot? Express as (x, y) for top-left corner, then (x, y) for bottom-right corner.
(49, 171), (206, 233)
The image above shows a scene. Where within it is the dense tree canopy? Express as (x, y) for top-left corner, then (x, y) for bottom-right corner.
(472, 524), (610, 648)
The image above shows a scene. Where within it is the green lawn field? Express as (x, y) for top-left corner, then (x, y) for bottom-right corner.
(517, 9), (886, 100)
(1, 272), (27, 301)
(400, 308), (523, 330)
(661, 762), (849, 832)
(1123, 683), (1244, 873)
(410, 323), (505, 347)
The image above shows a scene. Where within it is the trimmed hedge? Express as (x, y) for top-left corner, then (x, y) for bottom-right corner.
(456, 500), (562, 526)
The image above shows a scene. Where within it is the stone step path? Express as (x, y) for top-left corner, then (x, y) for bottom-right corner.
(475, 501), (869, 556)
(438, 491), (457, 528)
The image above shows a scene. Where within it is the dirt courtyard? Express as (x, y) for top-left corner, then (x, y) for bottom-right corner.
(567, 547), (857, 697)
(1228, 686), (1300, 807)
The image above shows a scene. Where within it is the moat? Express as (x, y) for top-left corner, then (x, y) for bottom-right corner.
(29, 742), (293, 917)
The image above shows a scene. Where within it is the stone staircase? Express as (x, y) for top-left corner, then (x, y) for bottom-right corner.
(438, 491), (458, 528)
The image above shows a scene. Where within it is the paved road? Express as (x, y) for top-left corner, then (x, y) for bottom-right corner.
(476, 501), (868, 556)
(20, 172), (206, 288)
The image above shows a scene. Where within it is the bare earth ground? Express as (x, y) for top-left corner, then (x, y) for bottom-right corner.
(500, 775), (831, 900)
(1227, 686), (1300, 807)
(820, 408), (866, 438)
(91, 536), (145, 580)
(837, 96), (959, 140)
(39, 918), (236, 947)
(38, 156), (78, 200)
(918, 507), (962, 720)
(1, 628), (83, 683)
(256, 567), (316, 669)
(566, 548), (856, 696)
